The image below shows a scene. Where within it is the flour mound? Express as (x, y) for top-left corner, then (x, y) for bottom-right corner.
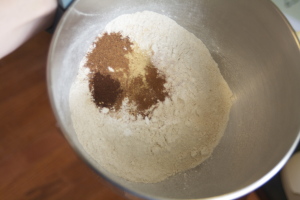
(69, 11), (233, 183)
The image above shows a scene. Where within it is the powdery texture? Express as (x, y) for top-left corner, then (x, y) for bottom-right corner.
(69, 11), (233, 183)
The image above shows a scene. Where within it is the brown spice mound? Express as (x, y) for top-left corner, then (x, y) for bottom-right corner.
(89, 72), (122, 109)
(86, 32), (132, 81)
(85, 32), (169, 118)
(127, 65), (168, 117)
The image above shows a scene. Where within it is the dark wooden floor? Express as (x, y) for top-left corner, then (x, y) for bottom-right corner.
(0, 32), (260, 200)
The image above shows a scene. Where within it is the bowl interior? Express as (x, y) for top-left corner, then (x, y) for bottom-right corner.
(47, 0), (300, 199)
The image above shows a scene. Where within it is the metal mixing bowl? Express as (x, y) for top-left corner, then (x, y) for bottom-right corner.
(47, 0), (300, 199)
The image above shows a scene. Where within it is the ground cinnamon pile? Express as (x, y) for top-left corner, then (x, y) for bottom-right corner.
(85, 32), (169, 118)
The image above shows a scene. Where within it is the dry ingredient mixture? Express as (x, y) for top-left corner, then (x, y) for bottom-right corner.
(69, 11), (233, 183)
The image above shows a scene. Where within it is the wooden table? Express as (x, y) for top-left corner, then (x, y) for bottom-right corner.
(0, 32), (260, 200)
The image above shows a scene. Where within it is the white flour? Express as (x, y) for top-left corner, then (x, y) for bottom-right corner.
(69, 11), (233, 183)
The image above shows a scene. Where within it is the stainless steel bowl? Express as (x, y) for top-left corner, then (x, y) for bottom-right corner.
(47, 0), (300, 199)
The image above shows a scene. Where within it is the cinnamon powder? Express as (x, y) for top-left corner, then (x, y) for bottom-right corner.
(85, 32), (169, 117)
(86, 32), (132, 78)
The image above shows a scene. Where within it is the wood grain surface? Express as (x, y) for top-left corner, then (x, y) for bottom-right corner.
(0, 32), (261, 200)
